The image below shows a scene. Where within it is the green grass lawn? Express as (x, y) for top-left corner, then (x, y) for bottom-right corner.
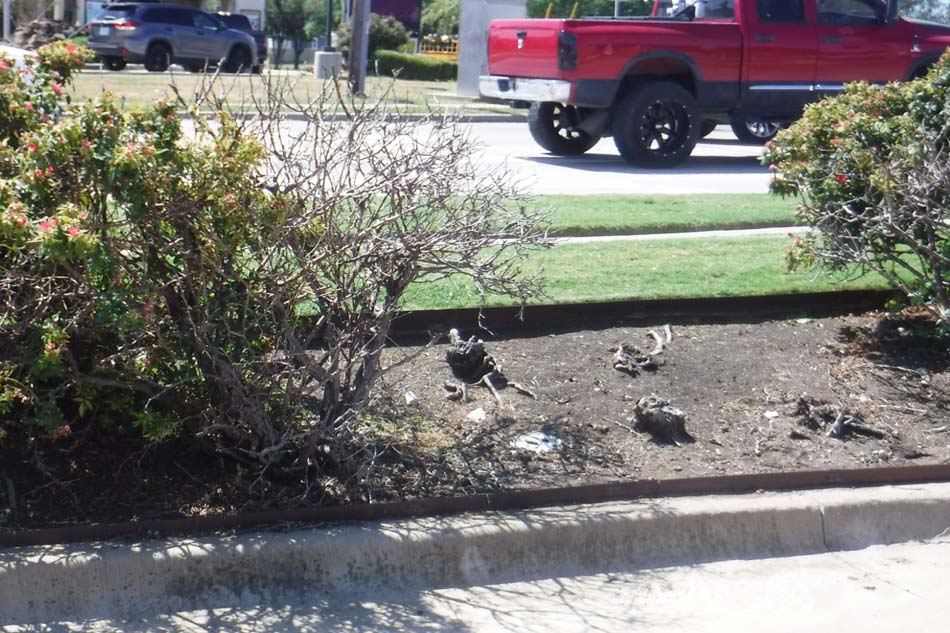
(539, 194), (800, 236)
(69, 71), (456, 109)
(400, 236), (888, 310)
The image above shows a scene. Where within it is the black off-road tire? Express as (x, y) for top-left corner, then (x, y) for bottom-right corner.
(729, 116), (783, 144)
(527, 102), (599, 156)
(102, 56), (127, 71)
(223, 46), (253, 74)
(612, 82), (700, 168)
(144, 44), (171, 72)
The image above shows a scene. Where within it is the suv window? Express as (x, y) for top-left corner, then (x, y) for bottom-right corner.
(193, 13), (222, 30)
(757, 0), (806, 22)
(141, 7), (196, 26)
(818, 0), (886, 24)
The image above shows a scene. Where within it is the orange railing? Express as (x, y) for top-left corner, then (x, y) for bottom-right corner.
(420, 39), (458, 62)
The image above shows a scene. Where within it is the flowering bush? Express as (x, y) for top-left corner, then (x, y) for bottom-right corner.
(0, 43), (546, 479)
(765, 51), (950, 322)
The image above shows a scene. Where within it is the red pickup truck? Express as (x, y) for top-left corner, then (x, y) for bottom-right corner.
(479, 0), (950, 167)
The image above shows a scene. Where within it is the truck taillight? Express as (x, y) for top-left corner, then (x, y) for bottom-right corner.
(114, 21), (141, 30)
(558, 31), (577, 71)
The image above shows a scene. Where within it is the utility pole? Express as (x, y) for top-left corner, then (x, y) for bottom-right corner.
(324, 0), (334, 51)
(348, 0), (370, 95)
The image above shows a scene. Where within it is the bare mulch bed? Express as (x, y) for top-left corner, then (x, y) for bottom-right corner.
(2, 308), (949, 531)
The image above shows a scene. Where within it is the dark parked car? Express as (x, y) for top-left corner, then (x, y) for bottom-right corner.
(216, 12), (267, 70)
(88, 3), (257, 73)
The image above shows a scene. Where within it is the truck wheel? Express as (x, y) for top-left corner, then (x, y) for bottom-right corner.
(613, 82), (700, 168)
(730, 116), (782, 144)
(527, 102), (599, 155)
(144, 44), (171, 72)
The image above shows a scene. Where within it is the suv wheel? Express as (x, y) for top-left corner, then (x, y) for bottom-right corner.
(102, 57), (127, 71)
(613, 81), (700, 168)
(144, 43), (171, 72)
(223, 46), (252, 73)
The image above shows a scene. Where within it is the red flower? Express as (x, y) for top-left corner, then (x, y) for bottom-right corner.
(66, 44), (77, 53)
(34, 169), (43, 179)
(44, 341), (58, 350)
(831, 138), (843, 146)
(81, 140), (92, 150)
(27, 143), (37, 152)
(835, 174), (848, 184)
(66, 226), (80, 236)
(39, 219), (54, 231)
(23, 102), (32, 111)
(45, 165), (54, 174)
(0, 60), (8, 70)
(51, 84), (64, 95)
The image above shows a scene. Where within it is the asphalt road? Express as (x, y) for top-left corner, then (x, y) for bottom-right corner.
(236, 117), (773, 197)
(468, 122), (773, 196)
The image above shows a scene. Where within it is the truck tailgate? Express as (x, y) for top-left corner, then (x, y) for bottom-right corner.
(488, 19), (565, 78)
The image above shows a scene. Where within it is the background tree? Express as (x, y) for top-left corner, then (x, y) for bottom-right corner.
(421, 0), (460, 35)
(335, 13), (409, 62)
(266, 0), (317, 69)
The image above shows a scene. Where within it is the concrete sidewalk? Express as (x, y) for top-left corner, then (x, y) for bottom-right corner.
(2, 482), (950, 628)
(13, 539), (949, 632)
(553, 225), (809, 244)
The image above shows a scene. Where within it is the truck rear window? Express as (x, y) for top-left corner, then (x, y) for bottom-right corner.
(218, 14), (252, 31)
(757, 0), (806, 22)
(654, 0), (735, 20)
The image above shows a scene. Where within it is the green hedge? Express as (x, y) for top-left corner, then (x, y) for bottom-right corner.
(372, 50), (457, 81)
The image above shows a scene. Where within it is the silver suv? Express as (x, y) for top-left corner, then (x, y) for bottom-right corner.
(88, 3), (257, 73)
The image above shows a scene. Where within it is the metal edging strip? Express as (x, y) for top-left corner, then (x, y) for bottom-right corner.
(3, 464), (950, 548)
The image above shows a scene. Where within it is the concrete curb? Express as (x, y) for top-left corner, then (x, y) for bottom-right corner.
(2, 482), (949, 625)
(183, 111), (525, 123)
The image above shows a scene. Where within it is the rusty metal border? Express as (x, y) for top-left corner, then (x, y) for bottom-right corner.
(3, 464), (949, 548)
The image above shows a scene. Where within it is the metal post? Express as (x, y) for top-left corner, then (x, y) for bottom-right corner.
(3, 0), (10, 40)
(324, 0), (334, 51)
(348, 0), (370, 95)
